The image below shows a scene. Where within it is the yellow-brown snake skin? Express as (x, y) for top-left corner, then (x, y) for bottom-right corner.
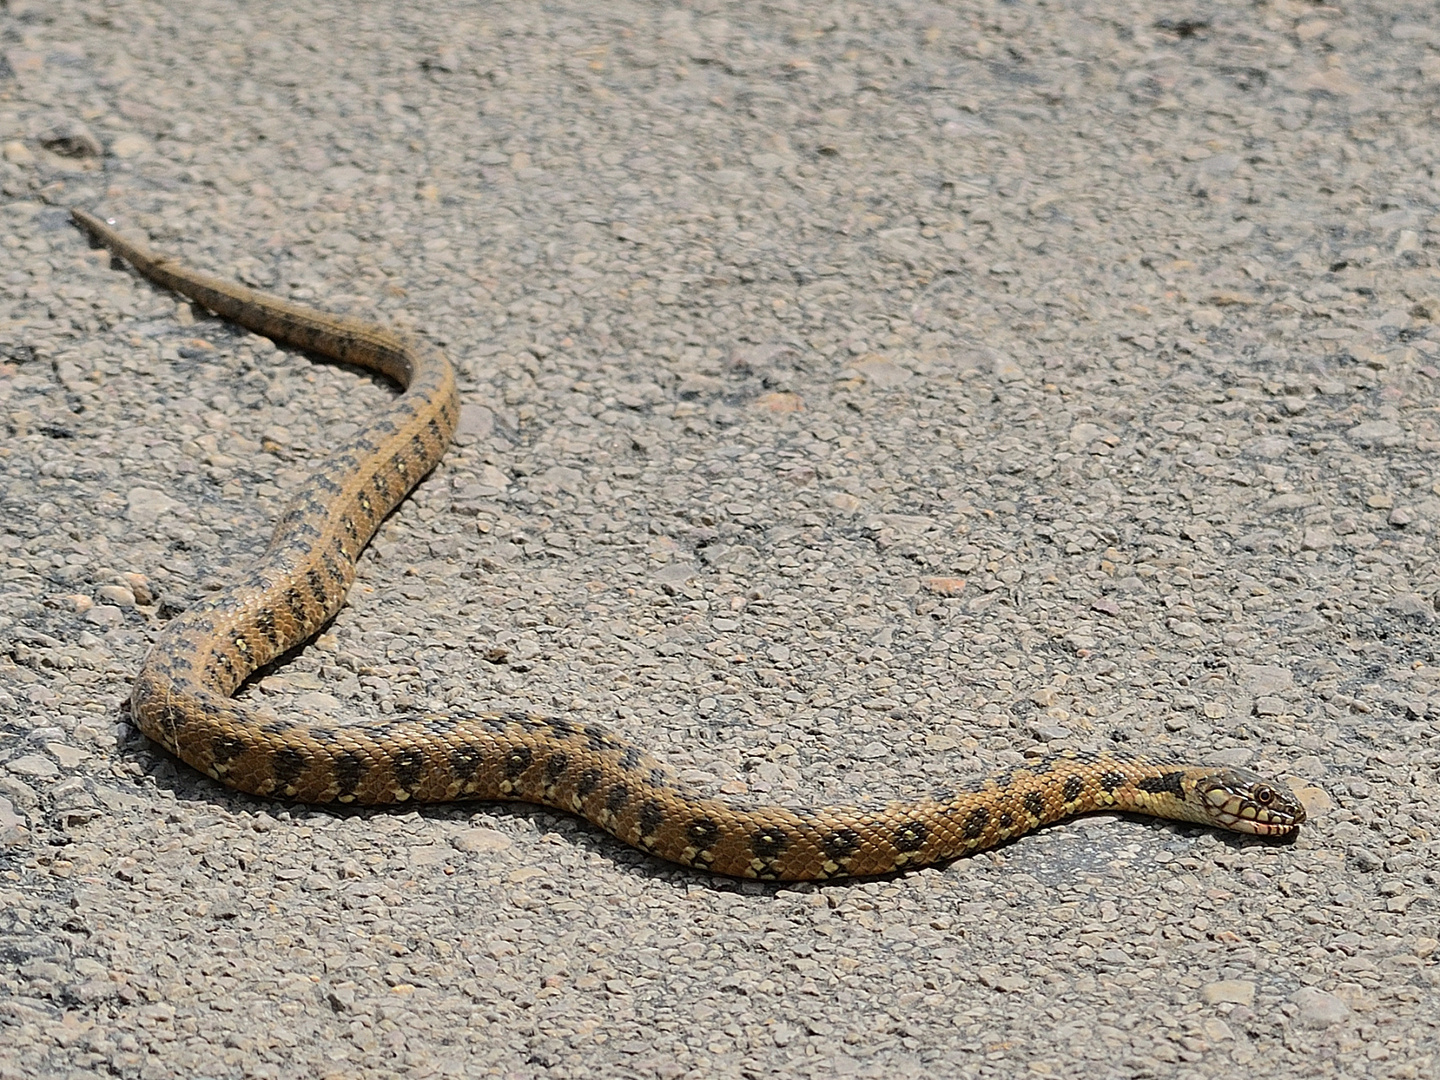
(74, 209), (1306, 880)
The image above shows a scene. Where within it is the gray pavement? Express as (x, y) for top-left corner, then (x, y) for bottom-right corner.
(1, 0), (1438, 1076)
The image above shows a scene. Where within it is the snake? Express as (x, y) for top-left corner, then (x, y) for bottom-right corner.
(73, 209), (1306, 881)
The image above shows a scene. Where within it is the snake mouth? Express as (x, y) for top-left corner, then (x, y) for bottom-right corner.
(1218, 815), (1302, 837)
(1209, 800), (1306, 836)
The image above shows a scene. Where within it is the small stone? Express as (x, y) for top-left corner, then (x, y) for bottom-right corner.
(46, 743), (85, 769)
(990, 973), (1028, 993)
(1388, 593), (1433, 620)
(1292, 987), (1351, 1028)
(991, 353), (1026, 382)
(0, 795), (28, 848)
(849, 356), (910, 388)
(923, 577), (967, 596)
(39, 121), (102, 158)
(1348, 846), (1383, 872)
(1028, 722), (1072, 742)
(1202, 979), (1256, 1006)
(122, 573), (154, 605)
(754, 391), (804, 413)
(96, 583), (136, 608)
(452, 827), (512, 853)
(65, 978), (119, 1005)
(294, 691), (342, 714)
(408, 843), (451, 868)
(478, 464), (510, 489)
(125, 486), (184, 523)
(84, 605), (125, 629)
(109, 133), (151, 158)
(1201, 1018), (1235, 1043)
(0, 776), (41, 811)
(6, 754), (59, 780)
(1292, 784), (1333, 817)
(456, 403), (494, 440)
(771, 1023), (800, 1047)
(535, 465), (583, 495)
(1240, 665), (1294, 696)
(1411, 297), (1440, 321)
(1347, 419), (1403, 446)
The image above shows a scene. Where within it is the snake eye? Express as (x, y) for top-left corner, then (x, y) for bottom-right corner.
(1252, 785), (1274, 806)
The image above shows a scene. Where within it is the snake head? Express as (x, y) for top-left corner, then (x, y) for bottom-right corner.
(1196, 767), (1306, 836)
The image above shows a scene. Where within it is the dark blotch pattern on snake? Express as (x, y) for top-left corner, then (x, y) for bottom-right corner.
(72, 209), (1307, 881)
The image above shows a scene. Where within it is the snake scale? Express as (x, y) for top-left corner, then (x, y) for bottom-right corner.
(74, 209), (1305, 880)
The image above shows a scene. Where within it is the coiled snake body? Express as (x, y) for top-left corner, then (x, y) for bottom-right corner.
(75, 210), (1305, 880)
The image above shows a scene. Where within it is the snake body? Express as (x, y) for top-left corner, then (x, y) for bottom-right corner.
(74, 210), (1305, 880)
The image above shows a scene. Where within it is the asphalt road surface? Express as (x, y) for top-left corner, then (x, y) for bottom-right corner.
(1, 1), (1437, 1077)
